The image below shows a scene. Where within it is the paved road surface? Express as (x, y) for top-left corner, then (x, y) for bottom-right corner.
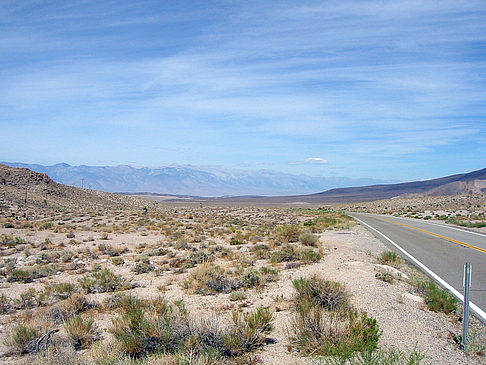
(349, 213), (486, 321)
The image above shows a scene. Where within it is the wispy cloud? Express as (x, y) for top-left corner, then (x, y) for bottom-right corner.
(0, 0), (485, 179)
(289, 158), (328, 165)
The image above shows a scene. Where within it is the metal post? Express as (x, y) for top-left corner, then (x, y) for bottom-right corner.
(461, 262), (471, 351)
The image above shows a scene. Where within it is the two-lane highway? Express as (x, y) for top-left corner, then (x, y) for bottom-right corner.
(349, 213), (486, 321)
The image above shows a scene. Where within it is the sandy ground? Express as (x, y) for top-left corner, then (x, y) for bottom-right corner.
(0, 221), (484, 364)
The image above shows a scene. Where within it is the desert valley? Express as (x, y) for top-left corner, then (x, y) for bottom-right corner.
(0, 163), (484, 365)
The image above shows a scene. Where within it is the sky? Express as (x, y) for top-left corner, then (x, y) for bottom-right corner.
(1, 0), (485, 182)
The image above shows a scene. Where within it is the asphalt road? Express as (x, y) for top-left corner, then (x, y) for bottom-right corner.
(349, 213), (486, 321)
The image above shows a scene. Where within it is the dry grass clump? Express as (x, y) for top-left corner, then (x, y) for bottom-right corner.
(378, 251), (403, 269)
(64, 314), (100, 349)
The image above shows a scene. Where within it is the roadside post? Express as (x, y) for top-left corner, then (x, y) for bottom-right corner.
(461, 262), (471, 351)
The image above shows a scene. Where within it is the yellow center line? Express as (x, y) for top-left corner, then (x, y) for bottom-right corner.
(380, 218), (486, 254)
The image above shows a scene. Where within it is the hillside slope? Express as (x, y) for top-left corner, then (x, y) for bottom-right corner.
(0, 164), (147, 217)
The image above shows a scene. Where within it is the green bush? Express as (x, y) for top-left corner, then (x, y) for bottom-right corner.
(79, 268), (131, 293)
(412, 279), (457, 314)
(10, 324), (40, 354)
(289, 305), (381, 359)
(300, 249), (322, 264)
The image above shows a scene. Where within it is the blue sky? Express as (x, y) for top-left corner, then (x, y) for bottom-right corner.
(1, 0), (485, 181)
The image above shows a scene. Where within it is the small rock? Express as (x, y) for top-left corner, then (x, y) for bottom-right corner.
(402, 292), (424, 304)
(375, 264), (409, 280)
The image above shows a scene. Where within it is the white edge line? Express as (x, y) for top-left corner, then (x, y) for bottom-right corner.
(362, 212), (486, 238)
(353, 215), (486, 323)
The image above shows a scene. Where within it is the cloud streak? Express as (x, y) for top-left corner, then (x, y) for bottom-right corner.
(0, 0), (485, 180)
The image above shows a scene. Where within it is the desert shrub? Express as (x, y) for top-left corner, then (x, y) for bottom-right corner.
(14, 288), (40, 309)
(46, 282), (77, 300)
(300, 249), (322, 264)
(98, 243), (127, 257)
(110, 297), (273, 361)
(46, 294), (97, 323)
(64, 315), (100, 349)
(260, 266), (279, 282)
(1, 234), (26, 247)
(188, 250), (213, 265)
(229, 234), (247, 246)
(412, 278), (457, 314)
(8, 269), (33, 283)
(289, 305), (381, 359)
(183, 263), (242, 294)
(61, 251), (74, 263)
(274, 225), (301, 243)
(0, 293), (11, 314)
(269, 245), (300, 263)
(229, 291), (248, 302)
(79, 268), (131, 293)
(9, 323), (40, 354)
(222, 307), (273, 356)
(293, 276), (350, 311)
(299, 232), (319, 247)
(250, 244), (270, 259)
(240, 268), (262, 288)
(379, 251), (402, 268)
(317, 346), (426, 364)
(111, 296), (191, 358)
(112, 257), (125, 266)
(131, 261), (153, 274)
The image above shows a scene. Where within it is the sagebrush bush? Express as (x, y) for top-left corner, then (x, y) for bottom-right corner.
(79, 268), (131, 293)
(289, 276), (380, 360)
(274, 225), (301, 243)
(293, 275), (350, 311)
(299, 232), (319, 247)
(289, 304), (381, 359)
(183, 263), (241, 294)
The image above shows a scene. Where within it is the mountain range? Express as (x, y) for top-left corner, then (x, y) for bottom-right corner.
(205, 167), (486, 203)
(1, 162), (387, 196)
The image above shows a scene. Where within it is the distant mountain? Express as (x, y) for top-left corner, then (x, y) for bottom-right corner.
(209, 167), (486, 203)
(1, 162), (388, 196)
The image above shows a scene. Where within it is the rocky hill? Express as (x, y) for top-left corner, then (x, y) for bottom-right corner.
(0, 164), (147, 218)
